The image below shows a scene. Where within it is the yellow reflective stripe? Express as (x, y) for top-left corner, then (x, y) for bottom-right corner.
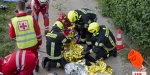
(62, 38), (67, 43)
(108, 36), (115, 47)
(95, 42), (103, 46)
(47, 55), (62, 60)
(78, 8), (87, 14)
(89, 49), (94, 54)
(93, 32), (99, 36)
(103, 44), (115, 51)
(86, 41), (92, 45)
(56, 62), (61, 67)
(103, 26), (109, 37)
(95, 42), (98, 46)
(51, 42), (55, 56)
(80, 38), (86, 42)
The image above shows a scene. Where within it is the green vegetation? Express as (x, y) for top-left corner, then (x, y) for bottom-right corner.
(0, 2), (16, 57)
(97, 0), (150, 70)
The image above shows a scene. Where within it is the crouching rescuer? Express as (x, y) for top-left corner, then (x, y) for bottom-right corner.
(42, 21), (72, 71)
(82, 22), (117, 60)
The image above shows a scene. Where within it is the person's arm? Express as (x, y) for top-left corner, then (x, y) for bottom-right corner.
(9, 21), (16, 39)
(33, 17), (42, 45)
(61, 34), (72, 43)
(31, 0), (37, 16)
(46, 3), (49, 14)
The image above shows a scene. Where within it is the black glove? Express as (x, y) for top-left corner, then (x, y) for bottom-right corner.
(81, 51), (87, 55)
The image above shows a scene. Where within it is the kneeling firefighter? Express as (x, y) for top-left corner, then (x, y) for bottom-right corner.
(82, 22), (117, 60)
(42, 21), (72, 71)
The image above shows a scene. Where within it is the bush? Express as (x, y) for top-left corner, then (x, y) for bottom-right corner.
(99, 0), (150, 58)
(0, 2), (16, 57)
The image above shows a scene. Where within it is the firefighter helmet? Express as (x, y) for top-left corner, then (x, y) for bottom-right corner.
(38, 0), (48, 4)
(53, 21), (64, 31)
(67, 10), (79, 22)
(88, 22), (100, 34)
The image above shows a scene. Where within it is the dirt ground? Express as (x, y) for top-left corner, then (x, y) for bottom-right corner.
(35, 0), (148, 75)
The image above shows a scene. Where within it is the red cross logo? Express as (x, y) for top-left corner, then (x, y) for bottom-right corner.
(18, 21), (29, 31)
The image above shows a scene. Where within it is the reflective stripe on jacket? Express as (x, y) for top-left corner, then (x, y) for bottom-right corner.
(12, 15), (38, 49)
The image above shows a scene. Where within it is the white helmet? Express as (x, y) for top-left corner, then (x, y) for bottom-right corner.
(38, 0), (48, 4)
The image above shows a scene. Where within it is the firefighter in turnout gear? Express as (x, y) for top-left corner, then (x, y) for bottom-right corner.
(9, 0), (42, 72)
(42, 21), (72, 71)
(0, 50), (38, 75)
(67, 8), (97, 51)
(82, 22), (117, 60)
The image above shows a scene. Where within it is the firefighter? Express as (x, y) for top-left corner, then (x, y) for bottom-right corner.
(42, 21), (72, 71)
(31, 0), (50, 35)
(0, 50), (38, 75)
(57, 12), (75, 36)
(57, 12), (96, 65)
(9, 0), (42, 72)
(67, 8), (97, 51)
(82, 22), (117, 60)
(57, 12), (73, 29)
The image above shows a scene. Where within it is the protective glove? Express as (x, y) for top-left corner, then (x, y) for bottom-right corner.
(74, 32), (79, 37)
(81, 51), (87, 55)
(54, 72), (57, 75)
(45, 13), (49, 18)
(34, 14), (38, 20)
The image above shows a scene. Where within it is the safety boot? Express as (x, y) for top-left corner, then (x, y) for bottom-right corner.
(109, 48), (117, 57)
(113, 48), (117, 57)
(45, 61), (51, 71)
(41, 57), (48, 68)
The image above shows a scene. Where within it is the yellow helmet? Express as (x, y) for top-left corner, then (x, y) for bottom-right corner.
(88, 22), (100, 34)
(67, 10), (79, 22)
(53, 21), (64, 30)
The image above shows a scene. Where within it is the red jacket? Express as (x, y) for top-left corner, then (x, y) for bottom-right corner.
(0, 50), (37, 75)
(33, 0), (47, 10)
(9, 12), (42, 46)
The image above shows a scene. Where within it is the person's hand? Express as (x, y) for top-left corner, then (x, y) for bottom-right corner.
(34, 14), (38, 20)
(81, 51), (87, 55)
(45, 13), (49, 18)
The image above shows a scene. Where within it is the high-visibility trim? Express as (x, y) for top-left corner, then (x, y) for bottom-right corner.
(95, 42), (103, 46)
(21, 50), (26, 70)
(16, 37), (37, 43)
(86, 41), (92, 45)
(56, 62), (61, 67)
(62, 38), (67, 43)
(45, 26), (49, 29)
(36, 34), (42, 38)
(47, 55), (62, 60)
(16, 32), (35, 37)
(89, 49), (94, 54)
(16, 51), (20, 71)
(51, 42), (55, 57)
(80, 38), (86, 42)
(38, 38), (42, 41)
(12, 15), (38, 49)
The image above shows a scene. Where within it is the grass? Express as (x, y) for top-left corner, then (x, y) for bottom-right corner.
(0, 1), (16, 57)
